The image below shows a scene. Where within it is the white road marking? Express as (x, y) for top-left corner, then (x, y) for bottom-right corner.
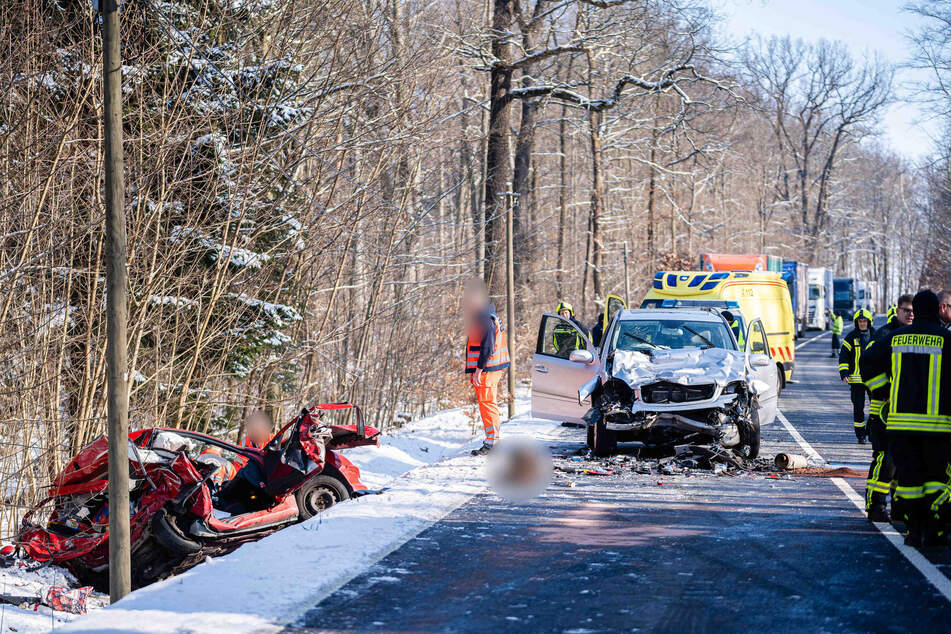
(832, 476), (951, 603)
(795, 330), (829, 350)
(776, 411), (951, 603)
(775, 411), (825, 464)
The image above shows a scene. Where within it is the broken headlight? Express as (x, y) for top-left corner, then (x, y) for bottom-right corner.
(722, 381), (744, 395)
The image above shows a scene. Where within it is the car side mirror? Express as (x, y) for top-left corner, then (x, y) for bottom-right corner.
(750, 354), (771, 368)
(751, 341), (766, 354)
(569, 349), (594, 364)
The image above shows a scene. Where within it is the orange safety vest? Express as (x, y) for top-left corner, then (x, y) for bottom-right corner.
(465, 313), (510, 373)
(233, 433), (274, 468)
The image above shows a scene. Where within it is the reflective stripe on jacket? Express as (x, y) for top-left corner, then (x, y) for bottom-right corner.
(731, 320), (745, 348)
(839, 324), (875, 383)
(863, 318), (951, 434)
(465, 313), (510, 373)
(861, 317), (902, 410)
(552, 324), (584, 352)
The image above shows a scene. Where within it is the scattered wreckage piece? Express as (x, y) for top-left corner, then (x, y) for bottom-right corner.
(551, 443), (780, 489)
(0, 585), (94, 615)
(16, 404), (380, 592)
(774, 453), (810, 470)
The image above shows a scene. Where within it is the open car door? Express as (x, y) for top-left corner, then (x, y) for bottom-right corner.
(744, 318), (779, 427)
(601, 294), (627, 337)
(531, 314), (600, 423)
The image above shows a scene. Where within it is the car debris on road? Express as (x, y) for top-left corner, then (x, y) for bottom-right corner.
(549, 442), (790, 489)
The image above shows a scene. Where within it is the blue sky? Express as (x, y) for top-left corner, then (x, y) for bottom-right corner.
(721, 0), (938, 160)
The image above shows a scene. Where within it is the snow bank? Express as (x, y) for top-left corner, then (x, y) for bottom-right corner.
(59, 396), (564, 633)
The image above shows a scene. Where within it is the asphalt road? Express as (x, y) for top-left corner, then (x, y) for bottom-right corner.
(289, 331), (951, 633)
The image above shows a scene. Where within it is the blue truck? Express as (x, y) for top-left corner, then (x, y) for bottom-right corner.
(781, 261), (809, 338)
(833, 278), (857, 319)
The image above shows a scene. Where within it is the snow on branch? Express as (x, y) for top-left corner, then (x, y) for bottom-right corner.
(169, 226), (272, 270)
(508, 63), (725, 112)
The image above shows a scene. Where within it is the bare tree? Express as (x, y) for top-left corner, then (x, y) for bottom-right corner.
(743, 37), (893, 260)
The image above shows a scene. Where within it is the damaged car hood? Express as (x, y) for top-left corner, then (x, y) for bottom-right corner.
(579, 347), (751, 404)
(612, 348), (746, 386)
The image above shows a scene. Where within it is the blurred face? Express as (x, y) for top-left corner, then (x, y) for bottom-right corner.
(463, 281), (489, 326)
(897, 302), (914, 326)
(940, 299), (951, 323)
(559, 309), (571, 319)
(245, 411), (272, 446)
(857, 318), (869, 331)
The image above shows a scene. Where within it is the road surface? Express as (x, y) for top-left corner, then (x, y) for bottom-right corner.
(288, 331), (951, 633)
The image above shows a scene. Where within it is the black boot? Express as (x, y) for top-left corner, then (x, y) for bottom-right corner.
(471, 443), (493, 456)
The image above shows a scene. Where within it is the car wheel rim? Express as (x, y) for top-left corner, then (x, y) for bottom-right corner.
(304, 486), (338, 515)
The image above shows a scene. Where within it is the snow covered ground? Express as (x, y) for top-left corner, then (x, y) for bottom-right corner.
(0, 560), (109, 632)
(19, 391), (563, 633)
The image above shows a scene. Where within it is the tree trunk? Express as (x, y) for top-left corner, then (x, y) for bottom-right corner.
(511, 4), (543, 290)
(555, 56), (575, 288)
(646, 135), (658, 267)
(512, 97), (536, 290)
(588, 109), (604, 299)
(482, 0), (514, 296)
(556, 101), (570, 287)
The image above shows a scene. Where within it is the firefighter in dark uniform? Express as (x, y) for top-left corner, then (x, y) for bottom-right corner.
(552, 302), (589, 356)
(860, 297), (913, 522)
(863, 290), (951, 546)
(839, 308), (876, 443)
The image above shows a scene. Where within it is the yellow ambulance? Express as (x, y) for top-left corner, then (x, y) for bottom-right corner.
(641, 271), (796, 385)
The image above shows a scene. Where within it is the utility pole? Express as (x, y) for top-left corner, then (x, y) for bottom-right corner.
(505, 185), (516, 419)
(101, 0), (131, 602)
(623, 241), (630, 304)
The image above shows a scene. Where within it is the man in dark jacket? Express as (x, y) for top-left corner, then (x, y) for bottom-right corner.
(863, 290), (951, 546)
(839, 308), (876, 443)
(860, 295), (913, 522)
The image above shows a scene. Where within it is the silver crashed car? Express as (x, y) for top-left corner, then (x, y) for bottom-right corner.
(531, 308), (779, 457)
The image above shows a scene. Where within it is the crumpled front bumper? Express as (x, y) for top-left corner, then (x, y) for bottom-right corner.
(601, 393), (738, 430)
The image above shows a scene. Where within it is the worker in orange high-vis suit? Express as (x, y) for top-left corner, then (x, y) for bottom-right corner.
(464, 280), (511, 456)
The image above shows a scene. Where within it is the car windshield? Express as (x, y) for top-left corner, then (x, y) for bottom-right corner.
(809, 285), (821, 299)
(609, 319), (735, 353)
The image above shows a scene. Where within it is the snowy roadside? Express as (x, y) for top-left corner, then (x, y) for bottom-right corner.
(59, 393), (567, 633)
(0, 401), (482, 633)
(0, 562), (109, 632)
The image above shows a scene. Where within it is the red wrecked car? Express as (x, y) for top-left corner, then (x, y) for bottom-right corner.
(17, 403), (379, 590)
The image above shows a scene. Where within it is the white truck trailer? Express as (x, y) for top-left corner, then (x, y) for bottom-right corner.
(807, 267), (833, 330)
